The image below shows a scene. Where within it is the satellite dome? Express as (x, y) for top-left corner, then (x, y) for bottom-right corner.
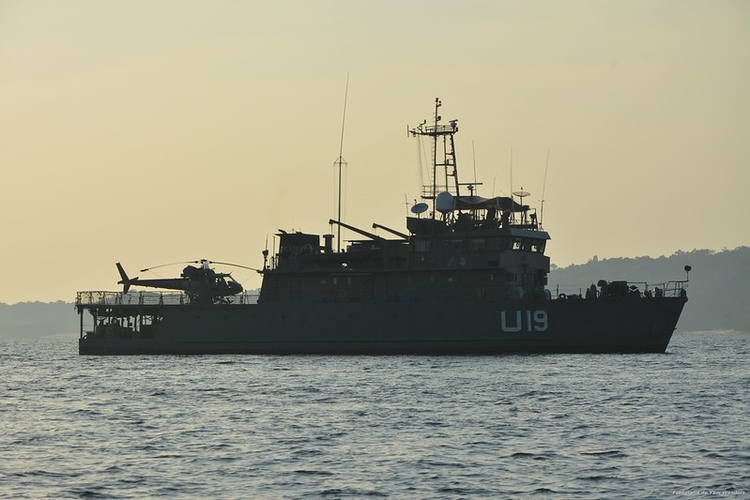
(436, 191), (455, 214)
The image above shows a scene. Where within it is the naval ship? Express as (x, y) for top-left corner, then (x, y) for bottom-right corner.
(77, 99), (689, 355)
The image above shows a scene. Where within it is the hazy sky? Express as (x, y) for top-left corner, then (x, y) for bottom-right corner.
(1, 1), (748, 303)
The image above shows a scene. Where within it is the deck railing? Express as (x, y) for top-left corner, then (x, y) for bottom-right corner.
(76, 290), (259, 307)
(550, 280), (688, 299)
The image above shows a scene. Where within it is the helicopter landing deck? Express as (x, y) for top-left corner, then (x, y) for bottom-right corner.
(75, 291), (258, 341)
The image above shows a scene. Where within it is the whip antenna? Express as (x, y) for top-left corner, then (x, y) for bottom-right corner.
(509, 147), (514, 220)
(334, 74), (350, 253)
(540, 149), (550, 229)
(472, 140), (478, 194)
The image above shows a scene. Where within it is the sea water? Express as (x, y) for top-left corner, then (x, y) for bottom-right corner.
(0, 332), (748, 499)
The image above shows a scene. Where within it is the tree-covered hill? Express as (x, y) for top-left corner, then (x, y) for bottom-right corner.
(548, 247), (750, 332)
(0, 301), (79, 339)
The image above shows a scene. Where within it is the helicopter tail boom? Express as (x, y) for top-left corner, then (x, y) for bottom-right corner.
(116, 262), (137, 293)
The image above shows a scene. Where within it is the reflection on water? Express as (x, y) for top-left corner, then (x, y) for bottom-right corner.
(0, 331), (748, 498)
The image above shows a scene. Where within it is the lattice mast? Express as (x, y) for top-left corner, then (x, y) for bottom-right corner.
(409, 98), (460, 218)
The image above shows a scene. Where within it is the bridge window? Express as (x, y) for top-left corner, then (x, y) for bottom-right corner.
(530, 240), (546, 253)
(470, 238), (486, 252)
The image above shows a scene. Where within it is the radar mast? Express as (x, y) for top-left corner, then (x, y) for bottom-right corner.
(409, 98), (460, 218)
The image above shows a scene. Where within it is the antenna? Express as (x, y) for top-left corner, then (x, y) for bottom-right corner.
(432, 98), (441, 217)
(512, 187), (531, 225)
(263, 234), (269, 270)
(540, 149), (550, 229)
(509, 147), (514, 220)
(334, 74), (350, 253)
(472, 140), (478, 195)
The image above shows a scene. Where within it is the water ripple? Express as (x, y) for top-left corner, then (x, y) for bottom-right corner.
(0, 332), (748, 499)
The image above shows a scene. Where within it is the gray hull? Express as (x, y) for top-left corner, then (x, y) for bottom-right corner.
(78, 296), (687, 355)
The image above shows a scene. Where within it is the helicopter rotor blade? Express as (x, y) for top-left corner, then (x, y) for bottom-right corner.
(206, 260), (262, 273)
(139, 261), (194, 272)
(140, 259), (262, 274)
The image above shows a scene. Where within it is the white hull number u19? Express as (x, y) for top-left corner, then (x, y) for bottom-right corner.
(501, 310), (549, 333)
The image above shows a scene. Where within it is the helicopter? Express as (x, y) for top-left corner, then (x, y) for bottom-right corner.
(115, 259), (259, 304)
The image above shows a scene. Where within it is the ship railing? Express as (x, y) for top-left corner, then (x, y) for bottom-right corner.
(76, 291), (184, 306)
(76, 290), (260, 306)
(661, 280), (689, 298)
(550, 285), (588, 299)
(421, 184), (454, 199)
(223, 292), (260, 304)
(421, 123), (457, 135)
(629, 280), (688, 298)
(550, 280), (688, 299)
